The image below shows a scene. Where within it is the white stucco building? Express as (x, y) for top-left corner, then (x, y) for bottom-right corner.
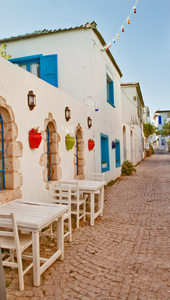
(121, 82), (145, 165)
(143, 106), (150, 124)
(0, 22), (125, 203)
(152, 110), (170, 151)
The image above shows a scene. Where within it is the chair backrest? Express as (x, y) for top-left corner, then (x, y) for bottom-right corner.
(0, 213), (20, 251)
(0, 213), (16, 238)
(49, 183), (72, 212)
(58, 181), (80, 203)
(88, 172), (105, 181)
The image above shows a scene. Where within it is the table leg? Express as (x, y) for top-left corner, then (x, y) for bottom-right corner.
(32, 231), (40, 286)
(100, 186), (104, 216)
(57, 215), (64, 260)
(90, 193), (95, 226)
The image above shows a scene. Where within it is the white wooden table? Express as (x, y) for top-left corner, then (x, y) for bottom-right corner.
(65, 180), (106, 226)
(0, 200), (68, 287)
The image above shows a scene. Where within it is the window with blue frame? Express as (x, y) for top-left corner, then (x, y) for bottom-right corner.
(161, 138), (165, 146)
(158, 115), (162, 125)
(10, 54), (58, 88)
(101, 134), (110, 173)
(115, 139), (121, 168)
(76, 135), (78, 175)
(107, 74), (114, 107)
(46, 126), (51, 181)
(0, 114), (5, 190)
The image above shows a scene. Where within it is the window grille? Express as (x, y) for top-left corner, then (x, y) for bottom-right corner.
(46, 126), (51, 181)
(0, 114), (5, 190)
(76, 135), (78, 175)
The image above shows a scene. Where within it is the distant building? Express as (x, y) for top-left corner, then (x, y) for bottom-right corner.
(143, 106), (150, 124)
(152, 110), (170, 151)
(121, 82), (145, 165)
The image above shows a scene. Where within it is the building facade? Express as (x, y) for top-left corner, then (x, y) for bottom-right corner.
(152, 110), (170, 151)
(0, 22), (125, 203)
(121, 82), (145, 165)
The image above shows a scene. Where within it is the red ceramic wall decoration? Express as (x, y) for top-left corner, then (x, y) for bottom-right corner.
(29, 128), (42, 149)
(88, 139), (95, 151)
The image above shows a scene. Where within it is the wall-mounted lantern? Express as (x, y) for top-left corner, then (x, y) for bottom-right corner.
(28, 90), (36, 110)
(87, 117), (92, 128)
(65, 106), (71, 122)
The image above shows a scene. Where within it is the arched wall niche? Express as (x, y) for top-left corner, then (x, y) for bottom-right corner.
(40, 113), (62, 188)
(74, 123), (85, 180)
(0, 96), (23, 203)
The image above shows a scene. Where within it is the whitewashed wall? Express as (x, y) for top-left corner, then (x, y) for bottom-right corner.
(91, 30), (123, 180)
(5, 30), (94, 104)
(121, 85), (144, 165)
(0, 51), (122, 203)
(0, 58), (95, 202)
(4, 28), (123, 182)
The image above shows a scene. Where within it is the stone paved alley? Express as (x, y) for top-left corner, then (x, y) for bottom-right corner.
(6, 151), (170, 300)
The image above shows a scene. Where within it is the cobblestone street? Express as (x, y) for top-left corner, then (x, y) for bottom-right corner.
(6, 152), (170, 300)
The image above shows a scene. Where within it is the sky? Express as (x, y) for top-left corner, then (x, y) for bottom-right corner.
(1, 0), (170, 118)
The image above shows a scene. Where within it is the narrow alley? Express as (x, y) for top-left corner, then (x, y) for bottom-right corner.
(6, 152), (170, 300)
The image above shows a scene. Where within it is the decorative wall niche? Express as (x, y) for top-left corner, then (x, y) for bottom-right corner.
(0, 96), (23, 203)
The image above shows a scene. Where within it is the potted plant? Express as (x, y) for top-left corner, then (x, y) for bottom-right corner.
(29, 127), (42, 149)
(88, 139), (95, 151)
(65, 134), (75, 150)
(121, 160), (136, 176)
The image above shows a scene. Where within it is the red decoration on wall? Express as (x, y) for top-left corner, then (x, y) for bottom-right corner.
(29, 128), (42, 149)
(88, 139), (95, 151)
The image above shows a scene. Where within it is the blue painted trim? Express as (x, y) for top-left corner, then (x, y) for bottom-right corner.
(10, 54), (58, 87)
(46, 126), (51, 181)
(100, 133), (110, 173)
(40, 54), (58, 87)
(107, 100), (115, 108)
(115, 139), (121, 168)
(0, 114), (5, 190)
(106, 74), (114, 107)
(76, 135), (78, 175)
(10, 54), (42, 64)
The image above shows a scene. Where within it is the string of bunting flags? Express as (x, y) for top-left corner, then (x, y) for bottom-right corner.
(101, 0), (140, 52)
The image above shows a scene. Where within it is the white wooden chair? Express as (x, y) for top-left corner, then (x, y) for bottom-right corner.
(86, 172), (105, 212)
(49, 183), (72, 242)
(0, 213), (33, 291)
(59, 181), (86, 228)
(88, 172), (105, 182)
(88, 172), (105, 195)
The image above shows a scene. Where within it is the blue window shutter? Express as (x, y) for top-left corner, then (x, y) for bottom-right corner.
(41, 55), (58, 87)
(158, 116), (162, 125)
(115, 140), (121, 168)
(109, 81), (114, 105)
(0, 114), (5, 190)
(100, 134), (110, 172)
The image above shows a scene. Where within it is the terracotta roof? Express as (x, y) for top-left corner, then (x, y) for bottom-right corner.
(121, 82), (144, 107)
(0, 22), (122, 77)
(154, 110), (170, 114)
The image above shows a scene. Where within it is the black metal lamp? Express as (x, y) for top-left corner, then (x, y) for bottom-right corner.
(28, 91), (36, 110)
(87, 117), (92, 128)
(65, 106), (71, 122)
